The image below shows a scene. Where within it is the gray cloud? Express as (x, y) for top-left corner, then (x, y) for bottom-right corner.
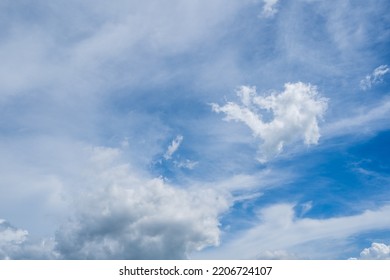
(54, 146), (231, 259)
(0, 219), (28, 259)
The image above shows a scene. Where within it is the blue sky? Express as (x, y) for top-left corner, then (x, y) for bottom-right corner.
(1, 0), (390, 259)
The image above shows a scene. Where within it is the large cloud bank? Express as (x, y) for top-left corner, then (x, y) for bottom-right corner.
(1, 147), (231, 259)
(54, 147), (231, 259)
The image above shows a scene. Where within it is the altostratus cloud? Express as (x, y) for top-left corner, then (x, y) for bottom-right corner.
(360, 65), (389, 90)
(212, 82), (328, 162)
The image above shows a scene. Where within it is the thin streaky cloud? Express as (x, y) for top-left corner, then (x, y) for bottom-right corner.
(360, 65), (390, 90)
(164, 135), (184, 160)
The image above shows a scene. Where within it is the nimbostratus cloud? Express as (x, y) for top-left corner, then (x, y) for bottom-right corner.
(54, 146), (231, 259)
(212, 82), (328, 162)
(360, 65), (390, 90)
(359, 243), (390, 260)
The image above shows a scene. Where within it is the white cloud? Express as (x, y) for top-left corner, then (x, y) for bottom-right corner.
(359, 243), (390, 260)
(0, 219), (58, 259)
(174, 159), (199, 170)
(0, 143), (236, 260)
(261, 0), (279, 18)
(323, 98), (390, 138)
(0, 220), (28, 245)
(54, 146), (231, 259)
(164, 135), (183, 160)
(194, 203), (390, 259)
(360, 65), (390, 90)
(212, 82), (328, 162)
(256, 249), (298, 260)
(0, 0), (248, 101)
(298, 201), (313, 217)
(0, 220), (28, 259)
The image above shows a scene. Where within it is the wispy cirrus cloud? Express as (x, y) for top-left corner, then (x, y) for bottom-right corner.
(323, 98), (390, 138)
(194, 203), (390, 259)
(360, 65), (390, 90)
(164, 135), (184, 160)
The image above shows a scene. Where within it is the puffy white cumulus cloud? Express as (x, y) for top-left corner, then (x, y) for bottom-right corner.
(261, 0), (279, 18)
(212, 82), (328, 162)
(54, 146), (231, 259)
(359, 243), (390, 260)
(360, 65), (390, 90)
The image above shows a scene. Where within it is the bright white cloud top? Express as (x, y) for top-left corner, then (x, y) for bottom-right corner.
(212, 83), (328, 162)
(55, 146), (230, 259)
(359, 243), (390, 260)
